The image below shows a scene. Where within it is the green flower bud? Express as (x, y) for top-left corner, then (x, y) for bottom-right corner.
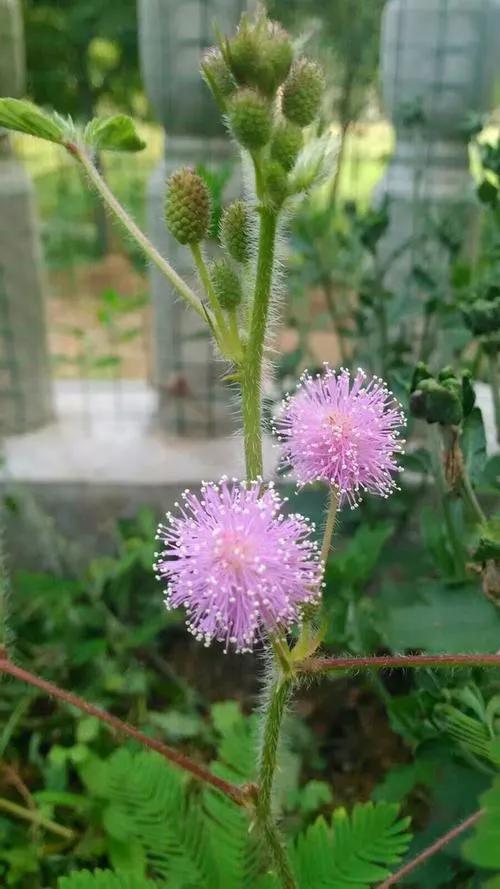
(270, 121), (303, 171)
(201, 48), (236, 107)
(165, 167), (211, 245)
(462, 296), (500, 336)
(228, 89), (272, 150)
(225, 17), (293, 98)
(226, 24), (262, 87)
(410, 378), (463, 426)
(263, 23), (293, 89)
(282, 59), (324, 128)
(410, 361), (432, 392)
(220, 200), (250, 264)
(210, 259), (242, 310)
(263, 159), (289, 209)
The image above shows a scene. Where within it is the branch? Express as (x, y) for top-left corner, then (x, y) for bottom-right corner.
(0, 656), (247, 807)
(298, 653), (500, 675)
(376, 809), (483, 888)
(66, 143), (208, 322)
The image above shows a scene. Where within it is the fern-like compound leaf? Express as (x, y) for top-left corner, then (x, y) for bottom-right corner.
(99, 749), (215, 886)
(293, 801), (412, 888)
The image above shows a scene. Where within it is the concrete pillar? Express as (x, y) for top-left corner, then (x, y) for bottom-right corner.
(138, 0), (247, 436)
(0, 0), (53, 434)
(376, 0), (500, 302)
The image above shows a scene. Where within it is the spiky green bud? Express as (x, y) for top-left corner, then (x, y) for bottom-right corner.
(282, 59), (325, 127)
(225, 17), (293, 98)
(462, 295), (500, 336)
(165, 168), (210, 245)
(220, 200), (250, 264)
(201, 48), (236, 106)
(263, 22), (293, 90)
(410, 378), (463, 426)
(226, 23), (262, 87)
(264, 159), (288, 209)
(228, 89), (272, 150)
(270, 121), (303, 172)
(210, 259), (242, 310)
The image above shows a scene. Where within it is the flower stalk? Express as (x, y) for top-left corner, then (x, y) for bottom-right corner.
(256, 675), (297, 889)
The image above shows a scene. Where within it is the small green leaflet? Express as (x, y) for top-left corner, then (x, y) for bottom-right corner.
(0, 97), (65, 143)
(84, 115), (146, 152)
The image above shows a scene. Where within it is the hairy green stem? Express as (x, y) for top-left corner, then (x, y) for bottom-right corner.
(257, 676), (297, 889)
(488, 349), (500, 446)
(241, 207), (278, 479)
(0, 795), (76, 841)
(190, 243), (230, 343)
(69, 143), (206, 321)
(320, 486), (340, 567)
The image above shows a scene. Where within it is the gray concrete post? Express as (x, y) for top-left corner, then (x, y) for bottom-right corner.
(138, 0), (247, 435)
(0, 0), (53, 434)
(376, 0), (500, 313)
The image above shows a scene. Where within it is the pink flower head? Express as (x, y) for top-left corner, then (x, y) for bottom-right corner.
(154, 477), (322, 653)
(275, 365), (405, 507)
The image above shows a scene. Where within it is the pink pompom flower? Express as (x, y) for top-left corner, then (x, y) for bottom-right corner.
(275, 365), (405, 507)
(154, 477), (323, 653)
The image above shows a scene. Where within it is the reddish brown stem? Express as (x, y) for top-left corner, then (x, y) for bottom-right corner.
(0, 657), (246, 807)
(299, 654), (500, 675)
(376, 809), (483, 888)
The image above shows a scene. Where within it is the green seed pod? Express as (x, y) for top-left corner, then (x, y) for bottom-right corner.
(210, 258), (242, 310)
(282, 59), (325, 128)
(165, 167), (211, 245)
(270, 121), (303, 172)
(201, 48), (236, 106)
(264, 159), (289, 209)
(228, 88), (272, 150)
(220, 200), (250, 264)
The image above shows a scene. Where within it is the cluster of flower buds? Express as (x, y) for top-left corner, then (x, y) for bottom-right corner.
(202, 10), (325, 209)
(162, 11), (327, 361)
(461, 283), (500, 338)
(409, 363), (475, 427)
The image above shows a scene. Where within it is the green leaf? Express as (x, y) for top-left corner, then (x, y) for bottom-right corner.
(382, 581), (500, 653)
(58, 870), (157, 889)
(293, 802), (412, 888)
(0, 98), (65, 143)
(84, 115), (146, 152)
(463, 775), (500, 870)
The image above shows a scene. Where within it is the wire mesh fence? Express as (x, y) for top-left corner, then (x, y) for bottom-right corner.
(1, 0), (499, 448)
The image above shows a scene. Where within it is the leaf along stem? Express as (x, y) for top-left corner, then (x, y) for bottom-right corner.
(298, 653), (500, 675)
(0, 656), (247, 807)
(376, 809), (483, 888)
(68, 143), (207, 321)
